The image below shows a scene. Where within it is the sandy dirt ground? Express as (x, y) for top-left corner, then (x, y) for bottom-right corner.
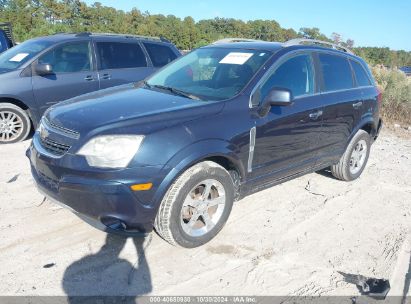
(0, 129), (410, 298)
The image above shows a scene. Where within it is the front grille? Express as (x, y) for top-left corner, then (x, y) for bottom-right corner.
(43, 118), (80, 139)
(39, 137), (71, 156)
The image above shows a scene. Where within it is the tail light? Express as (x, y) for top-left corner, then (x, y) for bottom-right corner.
(377, 87), (382, 107)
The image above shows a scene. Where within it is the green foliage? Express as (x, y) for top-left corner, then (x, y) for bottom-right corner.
(355, 47), (411, 67)
(372, 66), (411, 124)
(0, 0), (301, 50)
(0, 0), (410, 66)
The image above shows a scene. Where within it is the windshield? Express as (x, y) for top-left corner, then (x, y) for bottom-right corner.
(146, 47), (272, 101)
(0, 39), (53, 72)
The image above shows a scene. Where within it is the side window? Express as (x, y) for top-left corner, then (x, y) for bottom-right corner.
(143, 43), (177, 67)
(319, 53), (353, 91)
(96, 42), (147, 69)
(39, 42), (91, 73)
(258, 54), (314, 104)
(351, 60), (371, 87)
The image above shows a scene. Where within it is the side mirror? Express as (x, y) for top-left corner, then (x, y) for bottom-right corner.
(35, 63), (53, 76)
(264, 88), (293, 106)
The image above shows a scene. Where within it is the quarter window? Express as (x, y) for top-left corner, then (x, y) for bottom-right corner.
(351, 60), (371, 87)
(97, 42), (147, 69)
(39, 42), (91, 73)
(258, 54), (315, 104)
(143, 43), (177, 67)
(319, 53), (353, 91)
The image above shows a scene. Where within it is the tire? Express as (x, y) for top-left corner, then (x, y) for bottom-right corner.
(154, 161), (235, 248)
(331, 129), (371, 181)
(0, 103), (31, 144)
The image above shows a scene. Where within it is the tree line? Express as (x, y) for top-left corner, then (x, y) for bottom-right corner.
(1, 0), (410, 67)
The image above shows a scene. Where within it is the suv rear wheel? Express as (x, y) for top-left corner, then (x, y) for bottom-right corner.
(154, 161), (235, 248)
(0, 103), (31, 144)
(331, 129), (371, 181)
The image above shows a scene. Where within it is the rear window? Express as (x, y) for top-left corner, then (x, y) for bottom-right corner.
(319, 53), (353, 92)
(143, 43), (177, 67)
(96, 42), (147, 69)
(351, 60), (371, 87)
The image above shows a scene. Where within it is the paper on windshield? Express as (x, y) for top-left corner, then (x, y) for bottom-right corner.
(219, 52), (253, 65)
(9, 53), (29, 62)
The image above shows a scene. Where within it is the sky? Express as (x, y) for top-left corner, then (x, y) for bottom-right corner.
(84, 0), (411, 51)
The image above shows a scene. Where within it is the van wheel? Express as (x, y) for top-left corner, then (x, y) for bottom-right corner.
(0, 103), (31, 144)
(154, 161), (235, 248)
(331, 130), (371, 181)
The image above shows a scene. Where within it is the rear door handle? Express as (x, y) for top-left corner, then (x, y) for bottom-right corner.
(101, 73), (111, 80)
(353, 101), (363, 109)
(84, 75), (94, 81)
(309, 110), (323, 120)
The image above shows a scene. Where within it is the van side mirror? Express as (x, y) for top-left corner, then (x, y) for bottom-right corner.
(35, 63), (53, 76)
(264, 88), (293, 106)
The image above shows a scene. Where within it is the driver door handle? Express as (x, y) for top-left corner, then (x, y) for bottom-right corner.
(101, 73), (111, 80)
(353, 101), (363, 109)
(84, 75), (94, 81)
(309, 110), (323, 120)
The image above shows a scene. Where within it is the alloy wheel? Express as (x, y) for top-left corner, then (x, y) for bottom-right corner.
(0, 110), (24, 143)
(349, 139), (368, 175)
(180, 179), (226, 237)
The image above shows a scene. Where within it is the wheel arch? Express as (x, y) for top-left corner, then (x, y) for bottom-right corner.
(0, 96), (36, 127)
(152, 139), (246, 209)
(0, 97), (29, 111)
(345, 117), (378, 150)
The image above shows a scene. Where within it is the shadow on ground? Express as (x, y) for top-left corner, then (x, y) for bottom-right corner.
(62, 234), (152, 301)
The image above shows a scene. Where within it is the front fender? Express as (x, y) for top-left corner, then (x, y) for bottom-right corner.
(151, 139), (245, 208)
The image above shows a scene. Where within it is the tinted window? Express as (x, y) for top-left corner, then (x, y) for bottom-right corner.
(97, 42), (147, 69)
(319, 53), (353, 91)
(143, 43), (177, 67)
(351, 60), (371, 87)
(259, 54), (314, 103)
(0, 39), (53, 72)
(39, 42), (91, 73)
(147, 48), (271, 101)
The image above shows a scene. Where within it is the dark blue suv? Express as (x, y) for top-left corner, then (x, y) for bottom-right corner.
(0, 32), (180, 143)
(28, 38), (382, 248)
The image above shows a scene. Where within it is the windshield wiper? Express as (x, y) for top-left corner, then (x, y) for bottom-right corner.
(147, 83), (201, 101)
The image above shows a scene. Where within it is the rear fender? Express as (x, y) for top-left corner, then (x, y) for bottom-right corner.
(344, 116), (378, 150)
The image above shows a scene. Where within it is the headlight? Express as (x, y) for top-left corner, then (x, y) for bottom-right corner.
(77, 135), (144, 168)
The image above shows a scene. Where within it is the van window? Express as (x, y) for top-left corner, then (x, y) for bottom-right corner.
(39, 42), (91, 73)
(319, 53), (353, 91)
(351, 60), (371, 87)
(0, 39), (53, 72)
(143, 43), (177, 67)
(97, 42), (147, 69)
(259, 54), (314, 103)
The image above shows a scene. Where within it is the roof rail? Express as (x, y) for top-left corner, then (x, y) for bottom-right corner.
(283, 38), (354, 54)
(54, 32), (171, 43)
(212, 38), (262, 44)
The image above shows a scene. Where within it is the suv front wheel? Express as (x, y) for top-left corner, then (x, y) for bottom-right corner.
(0, 103), (31, 144)
(331, 129), (371, 181)
(155, 161), (235, 248)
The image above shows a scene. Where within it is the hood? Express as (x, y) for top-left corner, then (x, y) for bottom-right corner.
(46, 83), (224, 136)
(0, 68), (18, 76)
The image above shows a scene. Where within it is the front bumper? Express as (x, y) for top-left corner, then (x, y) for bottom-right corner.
(27, 137), (168, 235)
